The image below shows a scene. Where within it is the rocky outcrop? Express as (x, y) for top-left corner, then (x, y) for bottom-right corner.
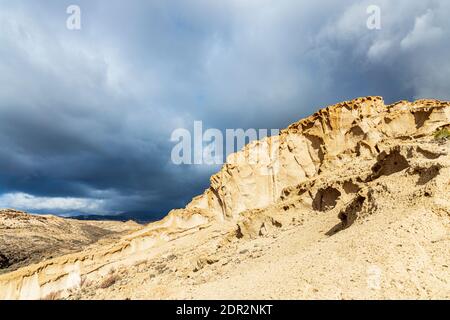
(1, 96), (449, 299)
(186, 97), (450, 219)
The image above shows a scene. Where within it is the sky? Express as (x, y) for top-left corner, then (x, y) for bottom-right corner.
(0, 0), (449, 217)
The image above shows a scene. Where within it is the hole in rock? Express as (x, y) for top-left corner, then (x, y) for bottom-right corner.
(313, 187), (342, 212)
(416, 165), (441, 185)
(416, 147), (443, 160)
(343, 181), (360, 194)
(369, 150), (409, 181)
(413, 109), (433, 128)
(0, 253), (11, 268)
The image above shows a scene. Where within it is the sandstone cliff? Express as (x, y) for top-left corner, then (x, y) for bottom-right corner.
(187, 97), (450, 220)
(1, 97), (449, 299)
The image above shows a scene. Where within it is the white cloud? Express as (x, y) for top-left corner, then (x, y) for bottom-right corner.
(0, 193), (107, 214)
(401, 9), (444, 50)
(367, 39), (393, 61)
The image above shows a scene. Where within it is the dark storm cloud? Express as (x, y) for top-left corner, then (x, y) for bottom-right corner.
(0, 0), (449, 216)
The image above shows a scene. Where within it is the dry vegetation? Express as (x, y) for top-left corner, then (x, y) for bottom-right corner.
(99, 272), (121, 289)
(434, 127), (450, 140)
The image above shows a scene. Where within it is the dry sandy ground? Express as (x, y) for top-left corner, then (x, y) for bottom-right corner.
(68, 205), (449, 300)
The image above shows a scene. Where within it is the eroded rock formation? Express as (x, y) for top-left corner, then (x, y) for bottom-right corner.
(187, 97), (450, 219)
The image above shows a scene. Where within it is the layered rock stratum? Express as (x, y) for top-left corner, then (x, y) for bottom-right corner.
(0, 96), (449, 299)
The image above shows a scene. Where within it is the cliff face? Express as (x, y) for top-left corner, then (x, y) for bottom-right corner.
(1, 97), (449, 300)
(186, 97), (450, 219)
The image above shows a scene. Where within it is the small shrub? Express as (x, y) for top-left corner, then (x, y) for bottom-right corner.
(99, 273), (120, 289)
(434, 128), (450, 140)
(80, 276), (89, 288)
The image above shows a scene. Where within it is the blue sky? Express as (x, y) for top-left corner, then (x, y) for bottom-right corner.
(0, 0), (449, 217)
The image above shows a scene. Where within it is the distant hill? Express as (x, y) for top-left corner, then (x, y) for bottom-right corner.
(69, 211), (162, 224)
(0, 209), (142, 274)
